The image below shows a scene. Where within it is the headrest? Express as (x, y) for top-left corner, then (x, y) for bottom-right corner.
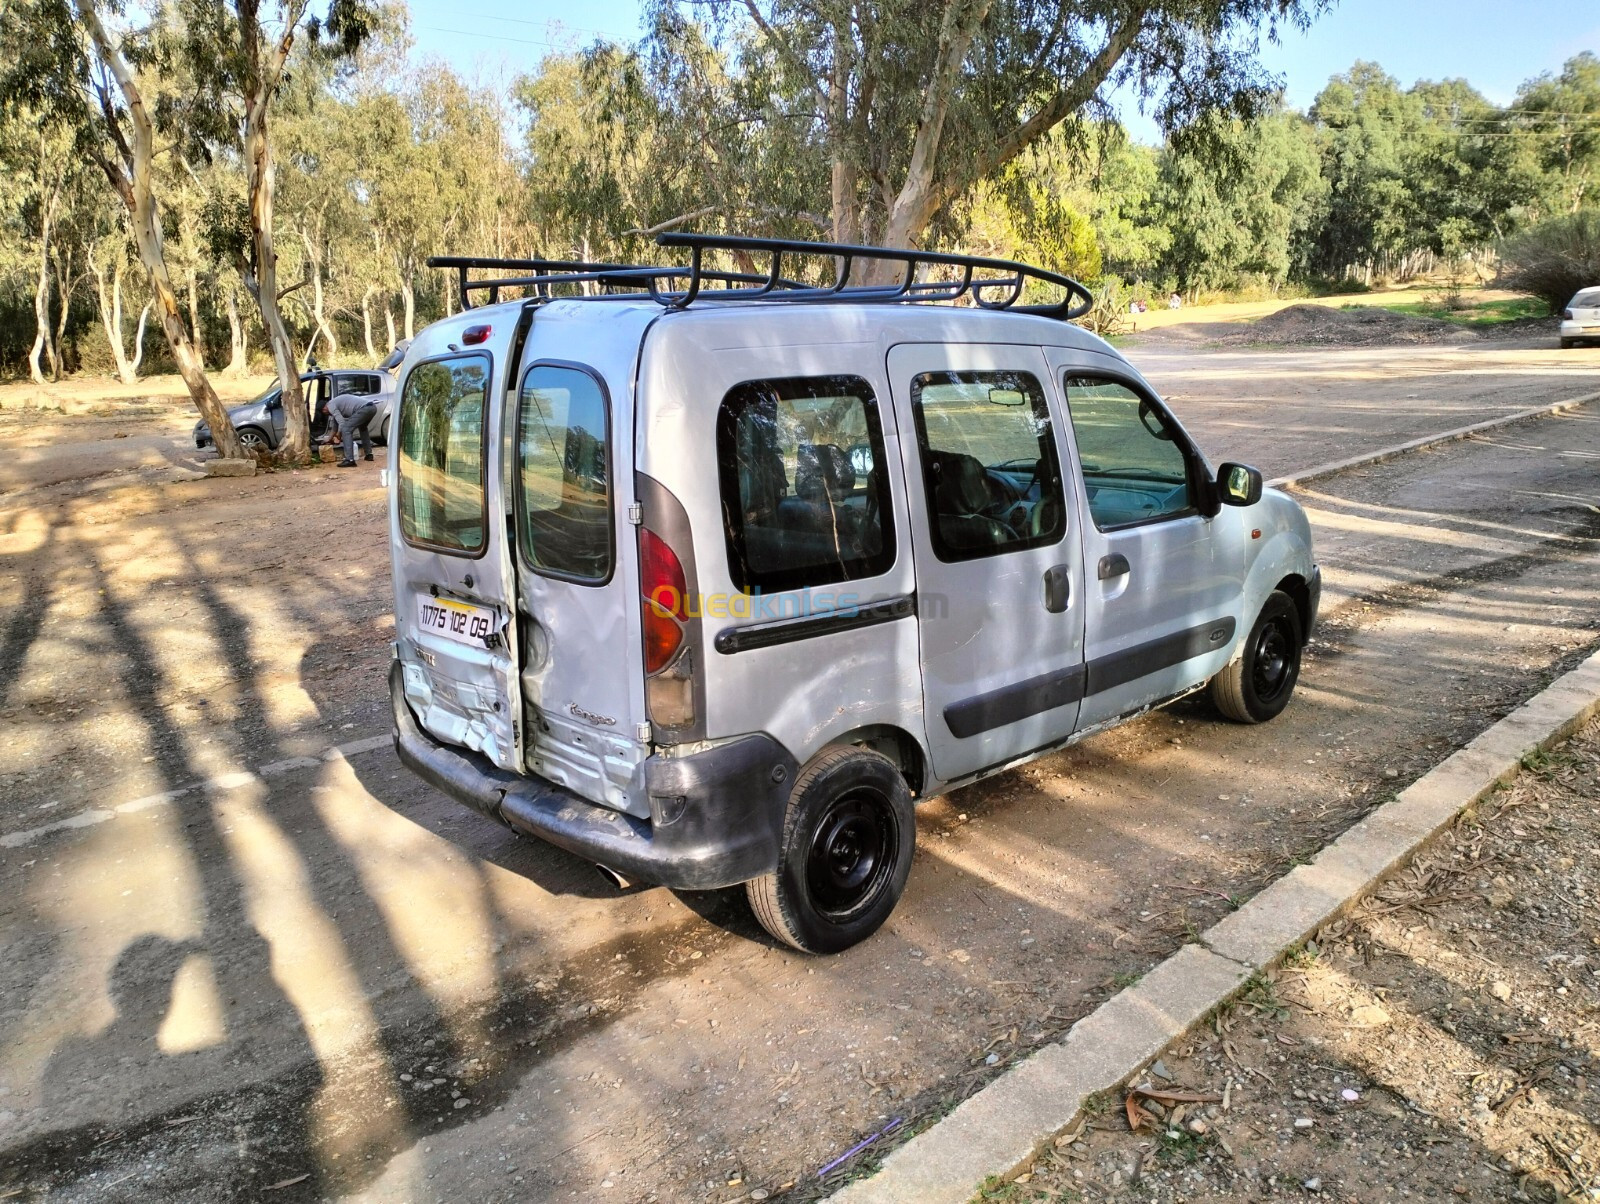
(796, 443), (856, 502)
(931, 452), (990, 514)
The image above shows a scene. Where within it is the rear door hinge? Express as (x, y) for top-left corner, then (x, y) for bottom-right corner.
(626, 502), (643, 525)
(634, 721), (652, 743)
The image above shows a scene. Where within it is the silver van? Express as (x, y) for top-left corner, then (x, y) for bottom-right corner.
(388, 234), (1320, 953)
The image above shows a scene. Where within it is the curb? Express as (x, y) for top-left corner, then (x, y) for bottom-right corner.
(1265, 389), (1600, 491)
(828, 647), (1600, 1204)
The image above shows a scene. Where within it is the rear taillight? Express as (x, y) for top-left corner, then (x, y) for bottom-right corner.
(1564, 309), (1575, 320)
(640, 528), (687, 674)
(639, 527), (697, 731)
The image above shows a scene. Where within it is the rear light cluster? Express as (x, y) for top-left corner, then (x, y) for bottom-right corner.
(640, 529), (686, 673)
(1564, 309), (1575, 320)
(639, 528), (696, 730)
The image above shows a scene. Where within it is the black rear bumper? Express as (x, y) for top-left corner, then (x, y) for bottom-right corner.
(390, 664), (795, 890)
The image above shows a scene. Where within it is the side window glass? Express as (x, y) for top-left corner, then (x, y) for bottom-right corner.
(332, 376), (353, 397)
(517, 365), (612, 582)
(716, 375), (894, 594)
(1063, 377), (1193, 531)
(398, 355), (489, 554)
(909, 370), (1066, 562)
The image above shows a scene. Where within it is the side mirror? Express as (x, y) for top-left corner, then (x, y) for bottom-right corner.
(1217, 462), (1263, 507)
(266, 393), (283, 410)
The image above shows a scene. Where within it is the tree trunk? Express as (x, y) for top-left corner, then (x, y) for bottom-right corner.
(244, 82), (308, 462)
(384, 301), (396, 352)
(187, 267), (205, 367)
(130, 301), (151, 376)
(300, 226), (337, 361)
(401, 276), (415, 341)
(225, 288), (249, 376)
(28, 187), (58, 387)
(73, 2), (243, 459)
(50, 247), (77, 380)
(360, 285), (378, 362)
(92, 257), (140, 385)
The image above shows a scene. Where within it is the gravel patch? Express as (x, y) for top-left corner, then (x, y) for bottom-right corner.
(1007, 719), (1600, 1203)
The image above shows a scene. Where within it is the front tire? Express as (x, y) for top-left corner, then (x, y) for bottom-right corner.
(1210, 590), (1303, 724)
(746, 746), (914, 954)
(236, 426), (271, 454)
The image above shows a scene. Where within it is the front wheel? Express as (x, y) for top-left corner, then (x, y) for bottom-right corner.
(746, 746), (914, 954)
(1210, 590), (1303, 724)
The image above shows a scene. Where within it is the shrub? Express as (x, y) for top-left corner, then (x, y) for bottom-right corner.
(1495, 211), (1600, 314)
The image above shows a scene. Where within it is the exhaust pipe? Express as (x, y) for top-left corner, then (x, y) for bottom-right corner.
(595, 864), (633, 891)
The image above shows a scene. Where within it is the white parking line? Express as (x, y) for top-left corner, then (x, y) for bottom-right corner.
(0, 733), (392, 849)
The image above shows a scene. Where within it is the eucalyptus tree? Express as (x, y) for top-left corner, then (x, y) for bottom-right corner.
(0, 0), (238, 440)
(164, 0), (375, 462)
(652, 0), (1328, 266)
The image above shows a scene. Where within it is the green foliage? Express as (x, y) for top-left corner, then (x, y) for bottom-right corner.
(1161, 105), (1326, 292)
(1495, 210), (1600, 313)
(1514, 52), (1600, 217)
(1362, 296), (1549, 326)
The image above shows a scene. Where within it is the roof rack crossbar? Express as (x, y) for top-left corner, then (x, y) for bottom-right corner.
(426, 232), (1094, 321)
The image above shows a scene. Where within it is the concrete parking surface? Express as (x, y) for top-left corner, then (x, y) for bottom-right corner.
(1, 335), (1597, 1201)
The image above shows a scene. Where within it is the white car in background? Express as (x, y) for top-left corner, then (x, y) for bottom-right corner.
(1560, 287), (1600, 348)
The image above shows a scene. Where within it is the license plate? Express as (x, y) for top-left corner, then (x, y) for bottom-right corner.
(416, 595), (498, 646)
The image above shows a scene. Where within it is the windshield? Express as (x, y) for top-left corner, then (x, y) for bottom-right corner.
(1571, 288), (1600, 308)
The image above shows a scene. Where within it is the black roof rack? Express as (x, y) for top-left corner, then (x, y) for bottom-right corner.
(427, 232), (1094, 322)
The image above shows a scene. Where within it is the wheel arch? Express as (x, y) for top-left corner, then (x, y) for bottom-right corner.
(1272, 573), (1314, 644)
(237, 424), (276, 450)
(822, 724), (928, 799)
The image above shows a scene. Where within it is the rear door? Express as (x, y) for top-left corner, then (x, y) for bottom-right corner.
(887, 343), (1086, 782)
(509, 336), (649, 815)
(393, 350), (524, 771)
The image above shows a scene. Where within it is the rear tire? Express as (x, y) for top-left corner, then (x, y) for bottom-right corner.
(746, 746), (914, 954)
(1561, 338), (1575, 350)
(1210, 590), (1303, 724)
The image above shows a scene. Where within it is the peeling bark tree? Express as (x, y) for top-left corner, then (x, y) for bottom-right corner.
(76, 3), (241, 454)
(28, 169), (59, 386)
(224, 287), (249, 375)
(176, 0), (374, 463)
(2, 2), (246, 453)
(90, 252), (151, 385)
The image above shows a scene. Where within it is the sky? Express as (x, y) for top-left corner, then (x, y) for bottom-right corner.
(405, 0), (1599, 143)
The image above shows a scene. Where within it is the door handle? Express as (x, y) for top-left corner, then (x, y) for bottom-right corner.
(1042, 564), (1071, 613)
(1098, 553), (1131, 581)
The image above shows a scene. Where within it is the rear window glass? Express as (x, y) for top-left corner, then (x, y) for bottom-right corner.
(1572, 289), (1600, 308)
(398, 355), (489, 555)
(517, 364), (612, 582)
(717, 376), (894, 594)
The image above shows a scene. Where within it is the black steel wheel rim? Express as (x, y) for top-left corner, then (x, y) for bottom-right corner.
(1251, 617), (1295, 703)
(805, 789), (897, 922)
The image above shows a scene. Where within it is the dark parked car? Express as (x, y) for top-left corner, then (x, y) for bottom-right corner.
(194, 369), (395, 452)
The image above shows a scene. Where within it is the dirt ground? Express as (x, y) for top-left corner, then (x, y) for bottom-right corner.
(1, 333), (1598, 1203)
(1010, 717), (1600, 1204)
